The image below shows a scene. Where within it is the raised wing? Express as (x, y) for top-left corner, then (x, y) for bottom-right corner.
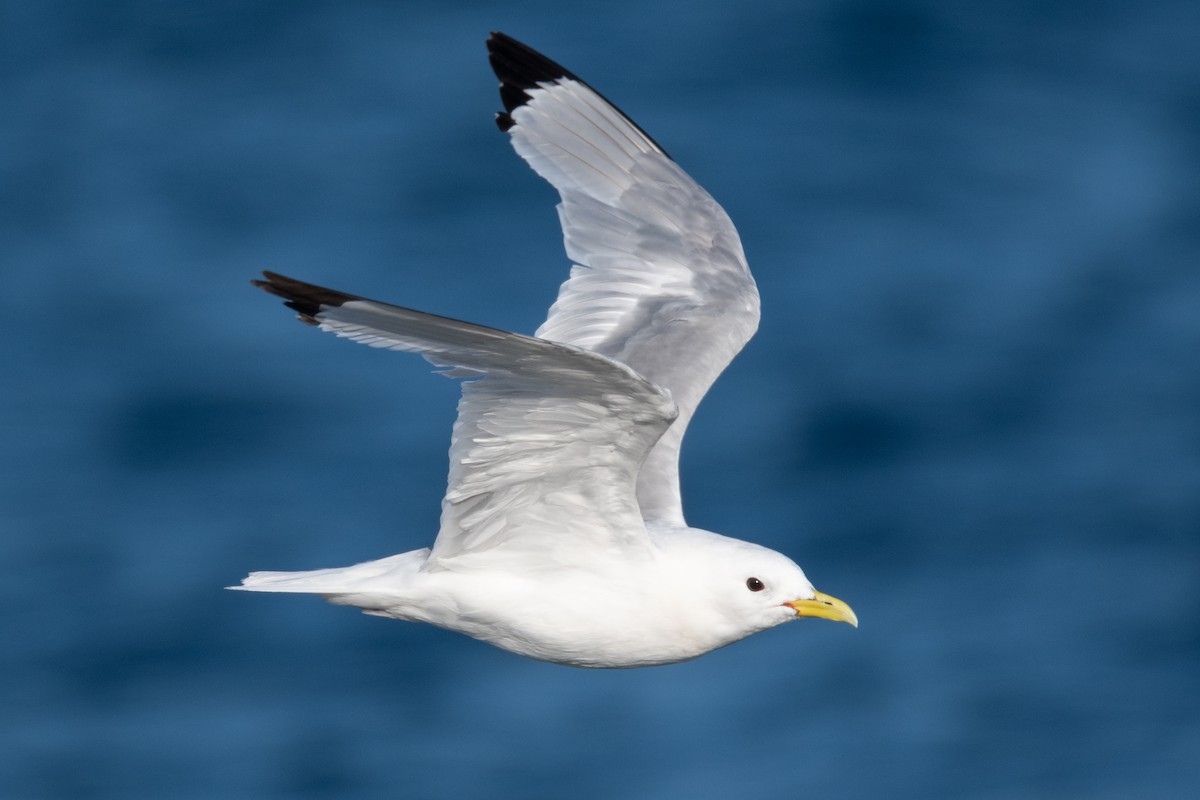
(253, 272), (677, 568)
(488, 33), (760, 526)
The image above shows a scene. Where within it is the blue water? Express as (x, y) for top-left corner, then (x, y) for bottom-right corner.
(4, 1), (1198, 798)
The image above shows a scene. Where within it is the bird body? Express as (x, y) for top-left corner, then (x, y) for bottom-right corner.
(240, 526), (831, 668)
(233, 33), (856, 668)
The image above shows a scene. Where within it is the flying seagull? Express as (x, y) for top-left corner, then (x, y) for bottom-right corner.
(232, 32), (857, 668)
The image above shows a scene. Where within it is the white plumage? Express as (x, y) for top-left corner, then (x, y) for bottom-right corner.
(232, 32), (856, 668)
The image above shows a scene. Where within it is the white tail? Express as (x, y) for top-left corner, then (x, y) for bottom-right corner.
(228, 549), (431, 594)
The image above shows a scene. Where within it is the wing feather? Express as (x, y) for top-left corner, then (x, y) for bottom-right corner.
(253, 272), (677, 568)
(488, 33), (760, 526)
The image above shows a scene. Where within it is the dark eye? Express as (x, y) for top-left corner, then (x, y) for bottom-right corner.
(746, 577), (765, 592)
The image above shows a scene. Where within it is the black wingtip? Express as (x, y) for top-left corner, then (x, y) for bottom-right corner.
(484, 31), (672, 159)
(252, 271), (360, 325)
(487, 31), (577, 115)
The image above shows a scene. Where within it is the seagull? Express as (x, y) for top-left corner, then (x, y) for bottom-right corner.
(232, 32), (857, 668)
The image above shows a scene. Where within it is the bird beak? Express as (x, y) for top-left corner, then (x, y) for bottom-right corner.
(786, 591), (858, 628)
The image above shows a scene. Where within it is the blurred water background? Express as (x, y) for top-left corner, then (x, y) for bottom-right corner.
(3, 1), (1199, 798)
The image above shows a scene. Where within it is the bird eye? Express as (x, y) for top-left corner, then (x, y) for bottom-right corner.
(746, 577), (765, 592)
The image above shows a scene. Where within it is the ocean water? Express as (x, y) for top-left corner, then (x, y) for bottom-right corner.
(3, 1), (1198, 798)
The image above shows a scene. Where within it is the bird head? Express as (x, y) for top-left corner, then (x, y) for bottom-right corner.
(660, 529), (858, 648)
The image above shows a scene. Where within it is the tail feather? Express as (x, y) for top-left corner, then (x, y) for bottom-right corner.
(227, 549), (430, 594)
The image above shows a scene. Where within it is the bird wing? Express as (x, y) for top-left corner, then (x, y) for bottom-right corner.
(253, 272), (677, 569)
(488, 32), (760, 527)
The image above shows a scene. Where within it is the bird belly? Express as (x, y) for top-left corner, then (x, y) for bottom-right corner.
(415, 573), (710, 668)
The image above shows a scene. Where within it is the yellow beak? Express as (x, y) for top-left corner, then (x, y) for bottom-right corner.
(786, 591), (858, 628)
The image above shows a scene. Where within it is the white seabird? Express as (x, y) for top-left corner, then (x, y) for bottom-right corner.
(232, 32), (857, 668)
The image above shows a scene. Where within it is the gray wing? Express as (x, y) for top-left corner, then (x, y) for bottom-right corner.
(253, 272), (676, 568)
(488, 33), (760, 527)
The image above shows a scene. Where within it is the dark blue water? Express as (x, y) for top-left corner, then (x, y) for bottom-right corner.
(4, 2), (1198, 798)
